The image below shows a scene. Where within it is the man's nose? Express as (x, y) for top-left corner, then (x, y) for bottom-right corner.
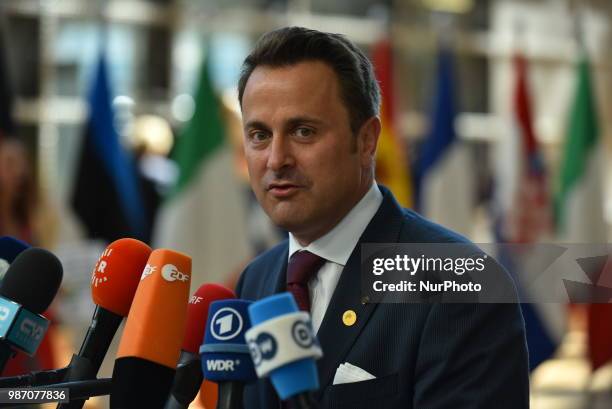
(267, 135), (294, 171)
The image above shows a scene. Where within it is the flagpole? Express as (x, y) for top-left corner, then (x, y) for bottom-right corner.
(98, 0), (110, 57)
(430, 10), (454, 50)
(511, 15), (527, 56)
(569, 0), (587, 59)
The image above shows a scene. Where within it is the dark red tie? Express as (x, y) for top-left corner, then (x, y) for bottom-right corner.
(286, 250), (325, 312)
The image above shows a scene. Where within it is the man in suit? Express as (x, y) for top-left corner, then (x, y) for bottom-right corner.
(236, 26), (529, 408)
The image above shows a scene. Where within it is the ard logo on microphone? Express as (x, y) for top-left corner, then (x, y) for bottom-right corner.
(210, 307), (243, 341)
(161, 264), (189, 283)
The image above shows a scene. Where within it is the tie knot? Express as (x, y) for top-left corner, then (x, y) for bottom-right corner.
(287, 250), (325, 285)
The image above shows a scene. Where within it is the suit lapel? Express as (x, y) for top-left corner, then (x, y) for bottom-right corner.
(260, 244), (288, 298)
(314, 186), (405, 395)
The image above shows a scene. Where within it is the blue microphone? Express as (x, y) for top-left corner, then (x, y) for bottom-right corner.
(0, 236), (29, 279)
(246, 293), (322, 409)
(199, 299), (257, 409)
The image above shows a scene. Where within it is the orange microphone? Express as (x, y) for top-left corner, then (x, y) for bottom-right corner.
(58, 238), (152, 409)
(111, 248), (191, 409)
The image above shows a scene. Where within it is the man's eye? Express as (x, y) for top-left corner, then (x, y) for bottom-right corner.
(294, 127), (314, 138)
(250, 131), (269, 142)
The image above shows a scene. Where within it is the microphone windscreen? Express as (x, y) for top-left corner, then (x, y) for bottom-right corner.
(0, 247), (63, 313)
(0, 236), (29, 263)
(200, 299), (257, 382)
(91, 238), (152, 317)
(117, 248), (191, 369)
(183, 283), (235, 354)
(248, 293), (319, 400)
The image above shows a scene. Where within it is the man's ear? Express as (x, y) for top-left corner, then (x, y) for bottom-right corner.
(357, 116), (381, 167)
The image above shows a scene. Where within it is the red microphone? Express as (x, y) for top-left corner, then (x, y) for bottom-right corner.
(164, 283), (236, 409)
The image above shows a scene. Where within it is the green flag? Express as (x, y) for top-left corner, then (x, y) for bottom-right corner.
(153, 56), (252, 289)
(555, 55), (606, 242)
(170, 59), (225, 196)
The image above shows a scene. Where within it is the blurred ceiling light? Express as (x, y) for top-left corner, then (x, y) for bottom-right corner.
(113, 95), (135, 108)
(421, 0), (474, 13)
(171, 93), (196, 123)
(132, 115), (174, 156)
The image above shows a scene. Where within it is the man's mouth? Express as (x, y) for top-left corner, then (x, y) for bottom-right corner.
(267, 183), (302, 198)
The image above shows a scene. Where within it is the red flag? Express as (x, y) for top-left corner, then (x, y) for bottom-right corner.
(504, 54), (552, 243)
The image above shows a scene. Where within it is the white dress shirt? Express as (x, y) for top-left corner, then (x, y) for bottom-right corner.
(288, 182), (383, 333)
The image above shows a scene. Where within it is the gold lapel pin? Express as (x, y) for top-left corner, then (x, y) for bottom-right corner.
(342, 309), (357, 327)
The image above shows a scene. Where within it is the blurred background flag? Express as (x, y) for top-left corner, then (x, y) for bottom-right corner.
(554, 50), (611, 371)
(71, 54), (147, 243)
(152, 55), (251, 290)
(555, 54), (606, 243)
(494, 52), (563, 371)
(0, 30), (14, 141)
(371, 38), (413, 208)
(415, 43), (474, 236)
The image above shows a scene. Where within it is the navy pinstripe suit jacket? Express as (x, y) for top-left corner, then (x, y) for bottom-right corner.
(236, 185), (529, 409)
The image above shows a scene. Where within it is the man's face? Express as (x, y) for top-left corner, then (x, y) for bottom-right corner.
(241, 60), (375, 243)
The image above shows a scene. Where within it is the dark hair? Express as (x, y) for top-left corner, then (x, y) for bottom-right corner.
(238, 26), (380, 134)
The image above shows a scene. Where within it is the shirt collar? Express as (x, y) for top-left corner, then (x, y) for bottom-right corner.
(288, 182), (383, 266)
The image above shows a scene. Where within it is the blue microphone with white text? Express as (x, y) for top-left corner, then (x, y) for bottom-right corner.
(246, 292), (322, 409)
(200, 299), (257, 409)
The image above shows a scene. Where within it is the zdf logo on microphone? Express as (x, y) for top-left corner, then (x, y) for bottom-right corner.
(140, 264), (155, 281)
(161, 264), (189, 283)
(210, 307), (243, 341)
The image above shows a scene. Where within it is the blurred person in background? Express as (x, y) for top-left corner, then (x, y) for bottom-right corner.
(0, 137), (35, 242)
(0, 137), (59, 379)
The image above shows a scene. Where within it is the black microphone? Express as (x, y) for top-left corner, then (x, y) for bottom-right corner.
(57, 238), (151, 409)
(0, 247), (63, 374)
(199, 299), (258, 409)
